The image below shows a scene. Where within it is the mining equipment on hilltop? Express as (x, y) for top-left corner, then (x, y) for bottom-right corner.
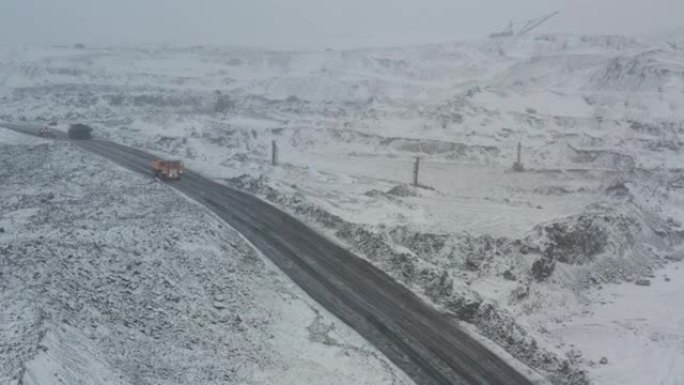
(152, 159), (184, 181)
(68, 123), (93, 139)
(490, 11), (559, 38)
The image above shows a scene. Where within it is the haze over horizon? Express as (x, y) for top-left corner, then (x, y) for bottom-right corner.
(1, 0), (683, 48)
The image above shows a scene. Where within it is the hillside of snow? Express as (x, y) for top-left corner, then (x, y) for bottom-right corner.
(0, 129), (410, 385)
(2, 32), (684, 385)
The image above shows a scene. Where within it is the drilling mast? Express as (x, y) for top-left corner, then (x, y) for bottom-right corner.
(489, 11), (559, 39)
(517, 11), (560, 36)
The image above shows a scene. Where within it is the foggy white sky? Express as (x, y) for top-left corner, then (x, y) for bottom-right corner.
(0, 0), (682, 47)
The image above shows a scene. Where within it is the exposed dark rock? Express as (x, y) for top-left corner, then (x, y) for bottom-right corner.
(445, 296), (482, 323)
(542, 215), (608, 265)
(519, 244), (540, 255)
(424, 270), (453, 300)
(465, 256), (480, 271)
(533, 186), (572, 195)
(388, 252), (417, 282)
(365, 184), (420, 199)
(531, 256), (556, 281)
(387, 184), (418, 197)
(388, 227), (448, 259)
(364, 189), (384, 197)
(503, 269), (517, 281)
(605, 182), (630, 198)
(568, 145), (635, 171)
(512, 285), (529, 300)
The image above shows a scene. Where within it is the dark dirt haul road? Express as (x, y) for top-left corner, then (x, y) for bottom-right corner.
(1, 123), (539, 385)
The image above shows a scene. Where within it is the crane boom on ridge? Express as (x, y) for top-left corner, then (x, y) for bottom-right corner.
(489, 11), (559, 39)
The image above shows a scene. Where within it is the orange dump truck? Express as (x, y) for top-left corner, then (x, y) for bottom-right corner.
(152, 159), (184, 180)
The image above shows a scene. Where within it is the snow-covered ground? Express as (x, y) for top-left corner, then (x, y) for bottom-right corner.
(2, 31), (684, 384)
(0, 129), (411, 385)
(525, 263), (684, 385)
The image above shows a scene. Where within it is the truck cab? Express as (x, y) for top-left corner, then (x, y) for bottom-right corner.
(152, 159), (184, 180)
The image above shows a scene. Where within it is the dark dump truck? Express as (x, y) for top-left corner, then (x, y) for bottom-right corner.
(38, 126), (55, 137)
(68, 124), (93, 139)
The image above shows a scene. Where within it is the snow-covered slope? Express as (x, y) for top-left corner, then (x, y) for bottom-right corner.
(0, 129), (411, 385)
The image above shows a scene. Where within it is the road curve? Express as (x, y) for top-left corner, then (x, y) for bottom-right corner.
(1, 123), (539, 385)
